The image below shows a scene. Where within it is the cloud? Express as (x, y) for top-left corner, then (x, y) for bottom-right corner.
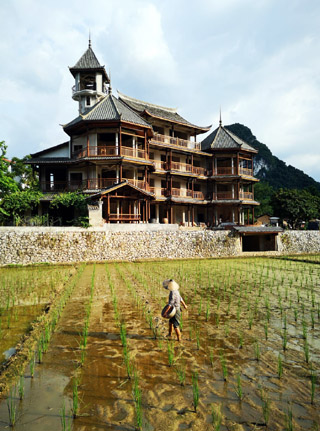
(0, 0), (320, 182)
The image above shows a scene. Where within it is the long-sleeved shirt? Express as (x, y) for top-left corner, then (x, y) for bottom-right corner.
(168, 290), (183, 310)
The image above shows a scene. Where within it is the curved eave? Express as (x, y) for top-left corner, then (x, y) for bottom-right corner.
(144, 109), (211, 134)
(211, 200), (260, 205)
(63, 118), (153, 136)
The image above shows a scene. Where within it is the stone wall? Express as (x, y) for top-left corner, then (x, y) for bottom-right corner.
(279, 231), (320, 254)
(0, 227), (319, 266)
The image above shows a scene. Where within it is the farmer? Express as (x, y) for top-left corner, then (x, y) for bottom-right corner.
(163, 279), (188, 342)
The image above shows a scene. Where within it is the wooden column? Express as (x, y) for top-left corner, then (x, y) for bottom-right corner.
(107, 195), (110, 223)
(191, 154), (194, 174)
(144, 130), (147, 156)
(87, 134), (90, 156)
(144, 166), (147, 189)
(119, 125), (122, 156)
(138, 201), (141, 222)
(212, 156), (215, 176)
(236, 152), (239, 175)
(120, 163), (123, 182)
(170, 205), (173, 224)
(252, 207), (255, 224)
(237, 182), (240, 200)
(247, 208), (250, 225)
(192, 206), (194, 226)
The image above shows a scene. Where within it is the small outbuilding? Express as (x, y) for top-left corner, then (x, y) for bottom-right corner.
(233, 226), (283, 252)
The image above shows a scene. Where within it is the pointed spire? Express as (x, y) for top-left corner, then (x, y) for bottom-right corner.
(219, 107), (222, 126)
(89, 30), (91, 48)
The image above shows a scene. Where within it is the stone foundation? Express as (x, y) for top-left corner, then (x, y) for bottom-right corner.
(0, 227), (319, 266)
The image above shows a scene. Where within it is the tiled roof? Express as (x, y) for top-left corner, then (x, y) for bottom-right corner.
(69, 45), (109, 81)
(71, 46), (102, 69)
(118, 91), (211, 133)
(233, 226), (283, 233)
(201, 125), (257, 152)
(64, 94), (152, 130)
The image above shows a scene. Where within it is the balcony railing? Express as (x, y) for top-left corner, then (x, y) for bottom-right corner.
(213, 192), (234, 200)
(73, 146), (146, 160)
(151, 133), (201, 151)
(171, 188), (204, 200)
(152, 160), (167, 171)
(215, 167), (234, 175)
(150, 187), (166, 196)
(239, 191), (254, 200)
(239, 168), (253, 176)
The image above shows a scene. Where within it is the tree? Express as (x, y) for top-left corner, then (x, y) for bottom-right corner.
(0, 189), (43, 224)
(49, 192), (89, 227)
(0, 141), (19, 198)
(254, 182), (275, 217)
(10, 155), (39, 190)
(272, 188), (320, 229)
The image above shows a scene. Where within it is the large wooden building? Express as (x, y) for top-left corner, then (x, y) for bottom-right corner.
(27, 42), (259, 226)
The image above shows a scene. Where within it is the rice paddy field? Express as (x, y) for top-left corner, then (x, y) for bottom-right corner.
(0, 255), (319, 430)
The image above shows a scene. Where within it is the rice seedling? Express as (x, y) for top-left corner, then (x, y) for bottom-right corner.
(123, 345), (132, 379)
(175, 361), (186, 386)
(132, 369), (142, 430)
(18, 375), (24, 400)
(282, 328), (288, 351)
(205, 301), (210, 321)
(302, 319), (307, 339)
(260, 387), (270, 426)
(72, 377), (80, 418)
(278, 353), (283, 379)
(167, 340), (175, 367)
(304, 338), (310, 364)
(234, 373), (244, 401)
(6, 388), (17, 428)
(264, 320), (268, 340)
(60, 399), (72, 431)
(192, 372), (199, 413)
(195, 325), (200, 350)
(311, 367), (316, 405)
(254, 341), (260, 361)
(30, 354), (35, 378)
(285, 402), (293, 431)
(209, 347), (214, 367)
(219, 351), (228, 381)
(211, 403), (223, 431)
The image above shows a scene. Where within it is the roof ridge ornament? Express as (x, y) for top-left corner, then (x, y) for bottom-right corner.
(219, 107), (222, 126)
(89, 30), (91, 48)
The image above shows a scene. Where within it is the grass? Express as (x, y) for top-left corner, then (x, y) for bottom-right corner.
(6, 388), (17, 428)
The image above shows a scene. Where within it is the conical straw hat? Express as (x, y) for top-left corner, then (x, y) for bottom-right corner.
(162, 279), (180, 291)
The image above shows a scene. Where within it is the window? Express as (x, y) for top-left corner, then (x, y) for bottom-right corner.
(86, 96), (91, 106)
(73, 145), (82, 153)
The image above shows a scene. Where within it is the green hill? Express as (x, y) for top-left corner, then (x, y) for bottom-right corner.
(225, 123), (320, 192)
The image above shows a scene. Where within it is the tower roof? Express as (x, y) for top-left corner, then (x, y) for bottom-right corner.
(69, 43), (110, 82)
(118, 91), (211, 134)
(201, 123), (257, 152)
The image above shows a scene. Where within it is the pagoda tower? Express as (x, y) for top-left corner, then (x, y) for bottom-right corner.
(69, 39), (110, 114)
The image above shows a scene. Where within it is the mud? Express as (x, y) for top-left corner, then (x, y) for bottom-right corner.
(0, 257), (319, 430)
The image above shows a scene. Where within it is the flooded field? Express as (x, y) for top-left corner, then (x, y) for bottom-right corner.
(0, 256), (319, 430)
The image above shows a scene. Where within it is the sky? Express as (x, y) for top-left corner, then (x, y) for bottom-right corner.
(1, 0), (320, 181)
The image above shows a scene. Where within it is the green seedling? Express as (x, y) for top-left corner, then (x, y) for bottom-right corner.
(192, 372), (199, 413)
(167, 341), (175, 367)
(175, 362), (186, 386)
(278, 353), (283, 379)
(311, 367), (316, 404)
(72, 377), (79, 418)
(285, 403), (293, 431)
(219, 351), (228, 381)
(132, 370), (142, 430)
(211, 403), (223, 431)
(234, 373), (243, 401)
(255, 341), (260, 361)
(7, 388), (17, 428)
(18, 375), (24, 400)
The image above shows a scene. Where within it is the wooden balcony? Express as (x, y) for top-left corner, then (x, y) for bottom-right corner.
(211, 167), (254, 176)
(152, 160), (166, 171)
(73, 146), (146, 160)
(150, 187), (166, 197)
(213, 192), (234, 200)
(171, 188), (205, 200)
(239, 191), (254, 200)
(151, 133), (201, 151)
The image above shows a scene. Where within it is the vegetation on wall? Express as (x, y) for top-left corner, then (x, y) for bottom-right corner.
(49, 192), (89, 227)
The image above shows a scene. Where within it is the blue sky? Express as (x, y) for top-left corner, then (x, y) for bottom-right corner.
(1, 0), (320, 181)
